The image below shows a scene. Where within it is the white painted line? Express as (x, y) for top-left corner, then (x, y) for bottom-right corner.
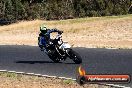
(15, 72), (25, 74)
(0, 70), (7, 72)
(58, 77), (66, 79)
(34, 74), (42, 76)
(47, 76), (57, 78)
(124, 86), (131, 88)
(72, 79), (76, 81)
(8, 71), (16, 73)
(106, 84), (130, 88)
(26, 73), (35, 75)
(42, 75), (48, 77)
(64, 78), (73, 80)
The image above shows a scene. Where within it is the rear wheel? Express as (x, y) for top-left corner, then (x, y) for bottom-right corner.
(68, 50), (82, 64)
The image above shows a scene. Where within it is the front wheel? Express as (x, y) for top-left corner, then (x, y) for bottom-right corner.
(68, 50), (82, 64)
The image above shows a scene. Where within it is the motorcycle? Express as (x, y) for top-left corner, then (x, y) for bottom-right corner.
(40, 33), (82, 64)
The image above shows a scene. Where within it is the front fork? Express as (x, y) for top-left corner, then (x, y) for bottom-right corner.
(66, 49), (72, 57)
(56, 45), (70, 60)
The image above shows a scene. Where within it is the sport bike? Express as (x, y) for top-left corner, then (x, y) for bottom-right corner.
(41, 33), (82, 64)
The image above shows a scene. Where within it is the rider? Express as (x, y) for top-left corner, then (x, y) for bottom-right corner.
(38, 25), (63, 52)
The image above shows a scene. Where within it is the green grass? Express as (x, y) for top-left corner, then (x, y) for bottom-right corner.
(45, 14), (132, 25)
(104, 14), (132, 18)
(0, 72), (18, 78)
(0, 72), (75, 85)
(63, 79), (74, 84)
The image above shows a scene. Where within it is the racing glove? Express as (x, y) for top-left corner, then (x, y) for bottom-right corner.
(58, 30), (63, 34)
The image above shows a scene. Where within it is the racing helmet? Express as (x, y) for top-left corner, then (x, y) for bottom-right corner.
(40, 25), (47, 34)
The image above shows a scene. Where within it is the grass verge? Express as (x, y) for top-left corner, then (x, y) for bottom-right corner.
(0, 72), (112, 88)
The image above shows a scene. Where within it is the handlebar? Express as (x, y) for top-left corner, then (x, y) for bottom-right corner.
(55, 34), (62, 40)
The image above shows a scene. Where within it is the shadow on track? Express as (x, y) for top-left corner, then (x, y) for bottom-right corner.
(16, 60), (76, 64)
(0, 45), (80, 65)
(16, 61), (56, 64)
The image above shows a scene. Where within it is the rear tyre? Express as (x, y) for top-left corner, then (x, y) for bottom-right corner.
(68, 50), (82, 64)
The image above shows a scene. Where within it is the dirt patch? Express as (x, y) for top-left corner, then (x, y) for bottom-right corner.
(0, 15), (132, 49)
(0, 72), (111, 88)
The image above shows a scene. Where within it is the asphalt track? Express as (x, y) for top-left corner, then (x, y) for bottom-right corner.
(0, 45), (132, 87)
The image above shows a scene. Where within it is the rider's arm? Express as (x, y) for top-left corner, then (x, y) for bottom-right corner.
(46, 29), (63, 35)
(39, 32), (44, 37)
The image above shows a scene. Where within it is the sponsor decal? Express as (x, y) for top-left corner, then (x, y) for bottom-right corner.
(77, 66), (130, 85)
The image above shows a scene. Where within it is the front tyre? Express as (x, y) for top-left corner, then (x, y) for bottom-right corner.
(68, 50), (82, 64)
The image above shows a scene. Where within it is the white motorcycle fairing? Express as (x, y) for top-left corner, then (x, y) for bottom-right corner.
(59, 42), (71, 50)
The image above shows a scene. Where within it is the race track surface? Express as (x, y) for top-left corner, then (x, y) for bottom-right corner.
(0, 45), (132, 87)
